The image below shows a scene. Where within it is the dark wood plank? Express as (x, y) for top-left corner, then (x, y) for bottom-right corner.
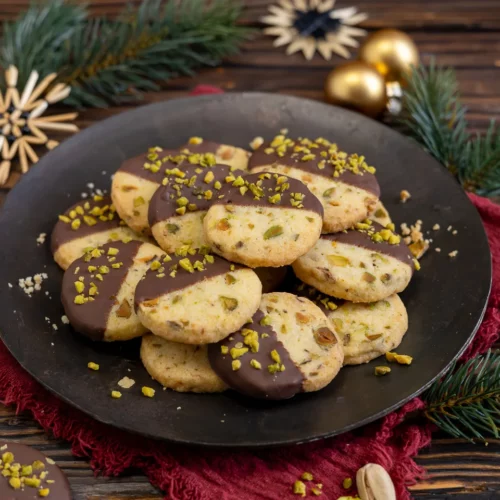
(1, 0), (500, 498)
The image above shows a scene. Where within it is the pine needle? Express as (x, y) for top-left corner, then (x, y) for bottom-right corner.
(424, 350), (500, 442)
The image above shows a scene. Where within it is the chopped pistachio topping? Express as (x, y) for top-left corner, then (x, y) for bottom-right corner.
(221, 345), (229, 355)
(270, 349), (281, 364)
(87, 362), (99, 371)
(111, 390), (122, 398)
(250, 360), (261, 371)
(293, 480), (307, 497)
(232, 360), (241, 371)
(301, 472), (314, 481)
(263, 225), (283, 240)
(375, 366), (391, 376)
(142, 386), (155, 398)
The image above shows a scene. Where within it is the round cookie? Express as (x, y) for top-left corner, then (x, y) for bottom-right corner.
(111, 138), (249, 235)
(248, 134), (380, 233)
(370, 200), (392, 227)
(51, 195), (146, 270)
(135, 248), (262, 344)
(0, 441), (71, 499)
(148, 163), (232, 252)
(292, 221), (416, 302)
(62, 240), (164, 342)
(208, 292), (343, 399)
(203, 172), (324, 267)
(294, 283), (408, 365)
(141, 334), (227, 393)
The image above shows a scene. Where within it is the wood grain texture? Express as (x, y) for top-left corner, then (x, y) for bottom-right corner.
(0, 0), (499, 498)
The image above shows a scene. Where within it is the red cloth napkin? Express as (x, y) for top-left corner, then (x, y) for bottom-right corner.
(1, 85), (499, 499)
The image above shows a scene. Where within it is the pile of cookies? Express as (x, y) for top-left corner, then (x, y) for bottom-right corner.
(52, 134), (417, 400)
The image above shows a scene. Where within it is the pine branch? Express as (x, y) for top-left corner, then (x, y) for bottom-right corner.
(399, 59), (500, 197)
(0, 0), (251, 108)
(424, 350), (500, 442)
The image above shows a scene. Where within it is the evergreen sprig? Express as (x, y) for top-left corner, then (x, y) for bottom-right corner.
(399, 60), (500, 197)
(424, 350), (500, 442)
(0, 0), (250, 108)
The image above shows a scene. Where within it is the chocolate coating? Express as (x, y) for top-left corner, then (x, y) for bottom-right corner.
(61, 241), (142, 341)
(212, 172), (324, 216)
(148, 164), (232, 226)
(51, 196), (121, 253)
(323, 222), (415, 269)
(254, 267), (290, 293)
(0, 441), (71, 500)
(291, 281), (344, 314)
(208, 309), (305, 400)
(135, 252), (244, 305)
(249, 142), (380, 197)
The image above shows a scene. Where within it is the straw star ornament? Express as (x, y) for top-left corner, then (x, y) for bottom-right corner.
(0, 66), (79, 185)
(261, 0), (368, 60)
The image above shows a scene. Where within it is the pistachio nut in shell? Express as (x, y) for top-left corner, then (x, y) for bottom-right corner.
(356, 463), (396, 500)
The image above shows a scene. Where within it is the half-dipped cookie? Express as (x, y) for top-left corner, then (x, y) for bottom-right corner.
(0, 441), (71, 499)
(208, 292), (343, 400)
(293, 221), (416, 302)
(62, 241), (164, 341)
(135, 247), (262, 344)
(295, 283), (408, 365)
(51, 195), (145, 270)
(203, 172), (324, 267)
(148, 163), (232, 252)
(249, 134), (380, 233)
(141, 334), (227, 393)
(370, 200), (392, 227)
(111, 138), (249, 235)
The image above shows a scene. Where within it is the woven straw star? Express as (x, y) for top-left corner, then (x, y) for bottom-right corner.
(0, 66), (79, 185)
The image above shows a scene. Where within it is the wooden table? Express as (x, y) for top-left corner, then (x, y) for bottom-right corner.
(0, 1), (499, 498)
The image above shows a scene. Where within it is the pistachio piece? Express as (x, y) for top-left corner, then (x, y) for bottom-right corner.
(232, 360), (241, 371)
(365, 333), (383, 341)
(166, 223), (180, 234)
(362, 272), (376, 283)
(116, 299), (131, 318)
(314, 327), (337, 346)
(356, 463), (396, 500)
(220, 296), (238, 311)
(375, 366), (391, 376)
(295, 312), (310, 324)
(327, 254), (350, 266)
(263, 225), (283, 240)
(394, 354), (413, 365)
(293, 480), (306, 497)
(216, 218), (231, 231)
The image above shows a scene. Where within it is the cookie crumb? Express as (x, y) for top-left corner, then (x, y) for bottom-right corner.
(400, 189), (411, 203)
(250, 136), (264, 150)
(435, 248), (441, 252)
(375, 366), (391, 376)
(177, 406), (181, 410)
(46, 457), (55, 465)
(449, 250), (458, 258)
(87, 182), (95, 189)
(8, 283), (12, 288)
(447, 225), (452, 231)
(52, 324), (58, 331)
(18, 273), (48, 296)
(432, 224), (440, 230)
(117, 376), (135, 389)
(81, 192), (88, 198)
(401, 219), (429, 259)
(87, 362), (99, 371)
(452, 230), (458, 235)
(36, 232), (47, 245)
(343, 477), (352, 489)
(61, 315), (69, 324)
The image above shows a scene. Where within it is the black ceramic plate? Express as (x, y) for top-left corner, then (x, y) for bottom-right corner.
(0, 93), (491, 447)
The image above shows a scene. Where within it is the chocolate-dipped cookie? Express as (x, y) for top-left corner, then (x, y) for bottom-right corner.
(369, 200), (392, 227)
(61, 240), (164, 341)
(248, 134), (380, 233)
(148, 163), (232, 252)
(51, 195), (146, 270)
(111, 138), (249, 235)
(134, 247), (262, 344)
(292, 221), (416, 303)
(208, 292), (343, 400)
(295, 283), (408, 365)
(141, 334), (227, 393)
(203, 172), (324, 268)
(0, 441), (71, 499)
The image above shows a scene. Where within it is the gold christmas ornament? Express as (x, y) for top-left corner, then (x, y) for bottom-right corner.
(358, 29), (420, 83)
(324, 61), (387, 117)
(0, 65), (79, 186)
(261, 0), (368, 61)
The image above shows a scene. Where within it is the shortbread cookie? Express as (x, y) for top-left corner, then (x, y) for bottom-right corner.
(141, 334), (227, 393)
(293, 221), (416, 302)
(0, 441), (71, 500)
(208, 292), (343, 399)
(370, 200), (392, 227)
(249, 134), (380, 233)
(111, 139), (249, 235)
(135, 249), (262, 344)
(203, 172), (324, 267)
(185, 136), (250, 171)
(51, 195), (145, 270)
(62, 241), (164, 341)
(294, 283), (408, 365)
(148, 163), (232, 252)
(254, 266), (290, 293)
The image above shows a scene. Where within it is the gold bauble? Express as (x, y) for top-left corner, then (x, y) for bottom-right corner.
(359, 29), (419, 83)
(324, 61), (387, 118)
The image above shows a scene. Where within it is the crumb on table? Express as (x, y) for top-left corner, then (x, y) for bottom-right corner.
(400, 190), (411, 203)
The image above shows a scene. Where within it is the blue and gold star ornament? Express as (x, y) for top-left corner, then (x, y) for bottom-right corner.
(261, 0), (368, 60)
(0, 66), (79, 185)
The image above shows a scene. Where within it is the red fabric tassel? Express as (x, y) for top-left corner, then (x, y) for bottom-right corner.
(1, 87), (499, 498)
